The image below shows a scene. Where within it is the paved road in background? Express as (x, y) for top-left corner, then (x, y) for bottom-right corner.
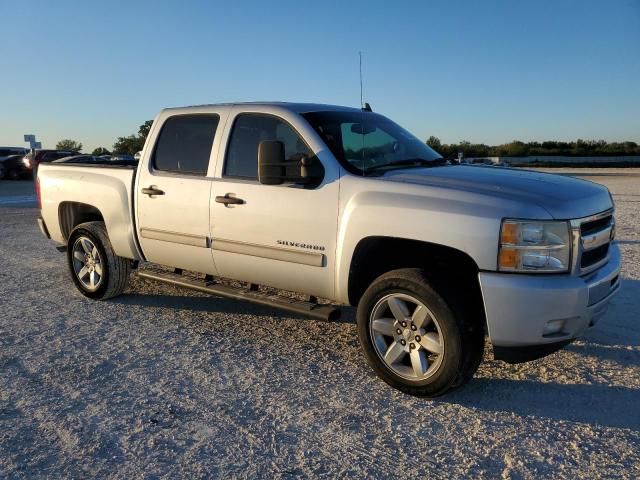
(1, 173), (639, 478)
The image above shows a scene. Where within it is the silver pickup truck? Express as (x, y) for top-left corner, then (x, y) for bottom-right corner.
(36, 102), (621, 396)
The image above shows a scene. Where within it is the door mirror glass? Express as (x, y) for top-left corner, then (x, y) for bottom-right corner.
(258, 140), (286, 185)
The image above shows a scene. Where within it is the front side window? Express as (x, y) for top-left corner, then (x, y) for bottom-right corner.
(302, 111), (443, 175)
(224, 113), (313, 179)
(153, 114), (219, 175)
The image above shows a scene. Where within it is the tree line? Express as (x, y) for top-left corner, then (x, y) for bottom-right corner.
(426, 136), (640, 158)
(56, 125), (640, 158)
(55, 120), (153, 155)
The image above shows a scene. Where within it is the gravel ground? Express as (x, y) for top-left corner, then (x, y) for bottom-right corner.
(1, 172), (639, 478)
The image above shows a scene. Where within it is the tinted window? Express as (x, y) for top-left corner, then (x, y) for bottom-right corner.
(153, 114), (219, 175)
(302, 111), (442, 175)
(224, 114), (313, 179)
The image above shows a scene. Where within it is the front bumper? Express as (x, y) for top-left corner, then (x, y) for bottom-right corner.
(479, 243), (621, 361)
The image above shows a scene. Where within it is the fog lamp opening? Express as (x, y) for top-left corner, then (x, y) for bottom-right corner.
(542, 318), (566, 336)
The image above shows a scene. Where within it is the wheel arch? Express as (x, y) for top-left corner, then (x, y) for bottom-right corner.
(347, 236), (486, 329)
(59, 202), (105, 242)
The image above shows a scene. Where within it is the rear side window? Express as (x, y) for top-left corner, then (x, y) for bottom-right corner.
(153, 114), (219, 175)
(224, 113), (313, 179)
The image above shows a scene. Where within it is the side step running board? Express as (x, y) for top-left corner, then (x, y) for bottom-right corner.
(136, 267), (341, 321)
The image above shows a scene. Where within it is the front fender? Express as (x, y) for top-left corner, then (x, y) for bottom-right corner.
(334, 180), (551, 304)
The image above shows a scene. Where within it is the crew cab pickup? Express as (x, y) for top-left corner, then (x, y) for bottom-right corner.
(37, 103), (621, 396)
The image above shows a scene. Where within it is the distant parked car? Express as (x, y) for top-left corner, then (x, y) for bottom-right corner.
(24, 149), (75, 176)
(0, 147), (28, 178)
(0, 154), (31, 179)
(134, 151), (142, 162)
(52, 155), (137, 166)
(0, 147), (28, 161)
(53, 155), (105, 164)
(111, 153), (135, 162)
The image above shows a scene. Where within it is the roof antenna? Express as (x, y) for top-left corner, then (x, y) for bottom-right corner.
(359, 52), (372, 112)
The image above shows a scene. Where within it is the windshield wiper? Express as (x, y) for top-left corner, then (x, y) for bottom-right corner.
(363, 157), (447, 175)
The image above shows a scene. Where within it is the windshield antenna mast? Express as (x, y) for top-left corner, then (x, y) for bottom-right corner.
(359, 51), (364, 108)
(359, 52), (372, 112)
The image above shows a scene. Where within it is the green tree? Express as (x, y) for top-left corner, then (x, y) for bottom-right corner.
(91, 147), (111, 156)
(56, 139), (83, 152)
(138, 120), (153, 140)
(504, 141), (529, 156)
(112, 135), (145, 155)
(426, 135), (442, 151)
(112, 120), (153, 154)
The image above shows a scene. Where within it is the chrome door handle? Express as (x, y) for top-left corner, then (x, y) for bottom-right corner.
(215, 194), (245, 205)
(141, 186), (164, 196)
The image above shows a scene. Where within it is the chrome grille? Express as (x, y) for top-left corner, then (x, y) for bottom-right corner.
(570, 211), (614, 275)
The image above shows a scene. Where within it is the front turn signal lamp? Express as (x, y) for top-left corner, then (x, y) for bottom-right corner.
(498, 220), (571, 273)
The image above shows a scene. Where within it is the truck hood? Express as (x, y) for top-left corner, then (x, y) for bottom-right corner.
(380, 165), (612, 219)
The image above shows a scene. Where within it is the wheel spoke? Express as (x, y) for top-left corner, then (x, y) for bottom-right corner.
(372, 318), (397, 337)
(419, 332), (443, 354)
(412, 305), (431, 329)
(89, 271), (96, 288)
(80, 238), (92, 254)
(387, 297), (409, 322)
(94, 263), (103, 276)
(91, 246), (98, 260)
(77, 266), (89, 279)
(410, 349), (428, 377)
(73, 250), (85, 262)
(384, 341), (405, 364)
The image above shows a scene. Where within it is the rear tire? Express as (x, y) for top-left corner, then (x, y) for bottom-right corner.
(356, 268), (483, 397)
(67, 221), (131, 300)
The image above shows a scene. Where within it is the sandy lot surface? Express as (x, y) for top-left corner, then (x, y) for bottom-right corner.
(1, 171), (639, 478)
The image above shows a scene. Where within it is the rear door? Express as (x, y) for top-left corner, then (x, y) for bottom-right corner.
(135, 109), (227, 274)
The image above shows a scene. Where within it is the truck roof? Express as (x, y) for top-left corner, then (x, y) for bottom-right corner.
(162, 102), (364, 115)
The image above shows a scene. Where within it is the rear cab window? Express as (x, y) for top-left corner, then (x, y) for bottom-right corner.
(152, 114), (220, 175)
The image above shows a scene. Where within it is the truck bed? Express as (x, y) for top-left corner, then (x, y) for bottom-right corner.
(38, 163), (141, 260)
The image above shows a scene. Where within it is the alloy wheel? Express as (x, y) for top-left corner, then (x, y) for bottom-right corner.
(369, 293), (444, 381)
(71, 236), (103, 291)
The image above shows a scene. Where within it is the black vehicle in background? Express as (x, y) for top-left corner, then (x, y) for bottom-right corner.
(23, 149), (75, 177)
(0, 154), (31, 179)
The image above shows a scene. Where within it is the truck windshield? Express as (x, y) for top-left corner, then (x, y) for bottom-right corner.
(302, 111), (443, 175)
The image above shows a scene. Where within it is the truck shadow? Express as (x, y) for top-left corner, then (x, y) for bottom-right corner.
(446, 377), (640, 430)
(445, 277), (640, 430)
(113, 276), (639, 431)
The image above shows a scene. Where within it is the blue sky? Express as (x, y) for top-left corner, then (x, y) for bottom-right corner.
(1, 0), (638, 152)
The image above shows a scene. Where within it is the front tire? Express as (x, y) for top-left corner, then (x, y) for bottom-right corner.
(67, 221), (131, 300)
(357, 268), (482, 397)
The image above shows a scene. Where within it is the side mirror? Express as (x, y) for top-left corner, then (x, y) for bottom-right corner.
(258, 140), (324, 187)
(258, 141), (286, 185)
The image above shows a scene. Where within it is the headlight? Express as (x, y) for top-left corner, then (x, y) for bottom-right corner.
(22, 157), (31, 168)
(499, 220), (571, 273)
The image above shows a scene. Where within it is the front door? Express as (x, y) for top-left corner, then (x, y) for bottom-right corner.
(136, 111), (223, 274)
(210, 108), (339, 299)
